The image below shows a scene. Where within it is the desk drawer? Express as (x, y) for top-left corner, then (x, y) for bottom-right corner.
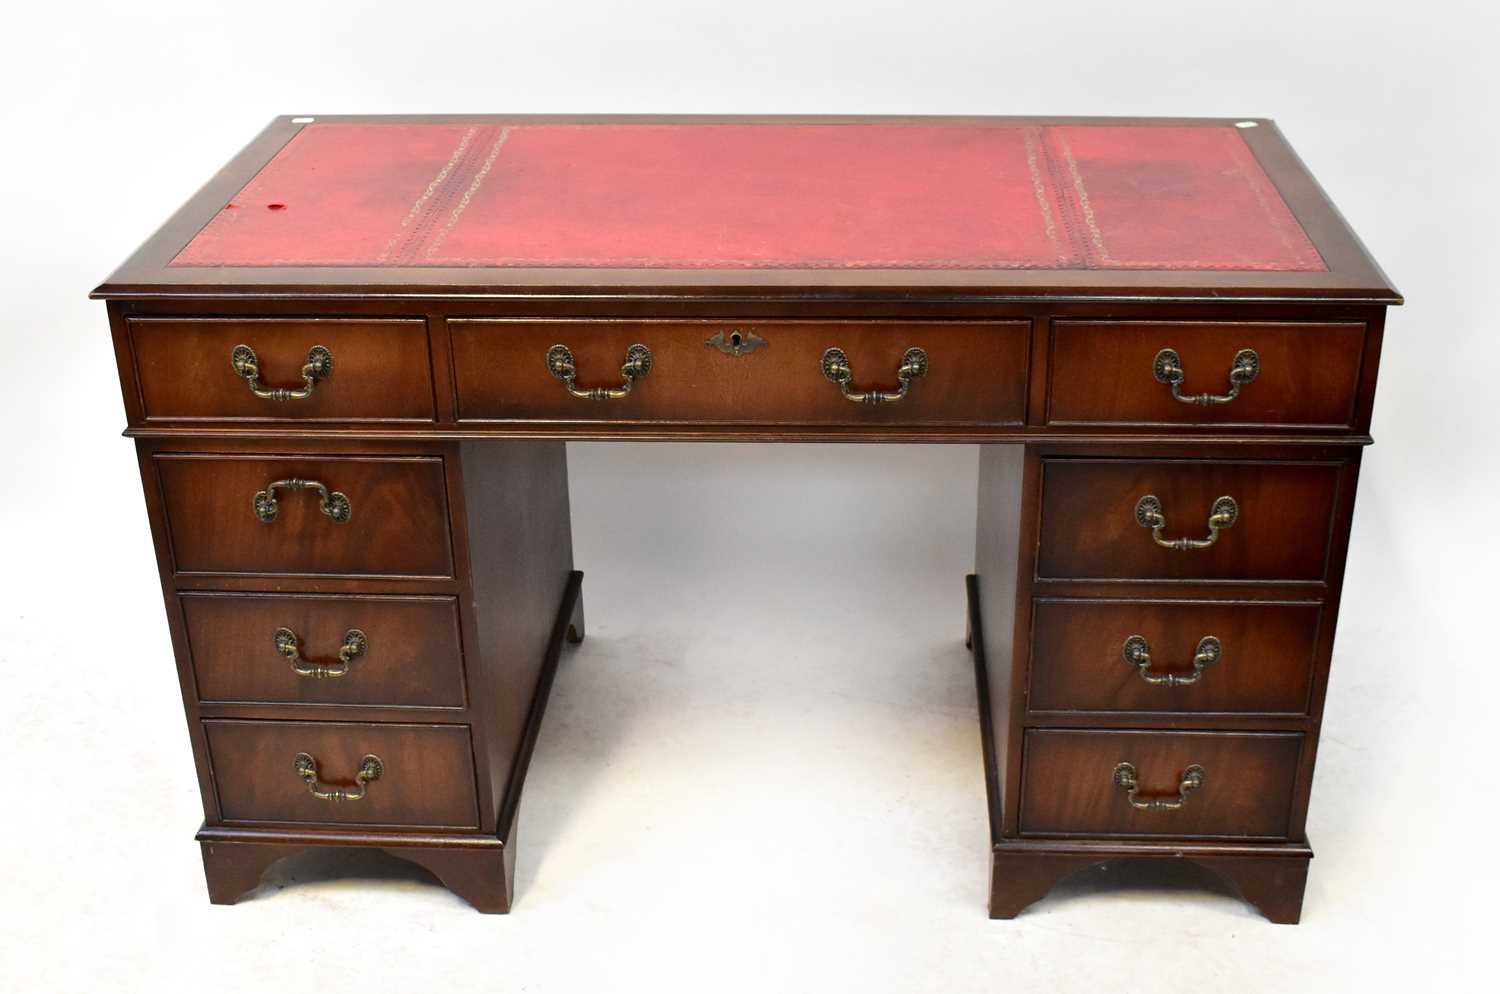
(155, 454), (453, 578)
(450, 319), (1028, 425)
(1047, 321), (1366, 428)
(205, 720), (478, 828)
(129, 318), (435, 422)
(1036, 459), (1341, 582)
(181, 592), (466, 708)
(1029, 599), (1322, 715)
(1020, 729), (1302, 838)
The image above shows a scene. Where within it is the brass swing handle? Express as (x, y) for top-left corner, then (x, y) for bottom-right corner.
(1135, 494), (1237, 550)
(275, 627), (367, 678)
(546, 343), (653, 400)
(253, 478), (351, 524)
(1153, 348), (1259, 406)
(231, 344), (333, 401)
(293, 752), (383, 802)
(1112, 762), (1206, 811)
(1122, 635), (1221, 686)
(820, 347), (929, 404)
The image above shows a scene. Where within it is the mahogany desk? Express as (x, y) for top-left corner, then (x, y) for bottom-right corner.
(93, 115), (1399, 923)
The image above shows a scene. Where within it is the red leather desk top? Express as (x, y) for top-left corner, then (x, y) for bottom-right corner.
(171, 122), (1325, 272)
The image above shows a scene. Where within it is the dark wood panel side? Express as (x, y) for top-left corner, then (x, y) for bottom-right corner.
(1351, 311), (1386, 436)
(109, 302), (147, 425)
(974, 444), (1035, 839)
(1285, 449), (1363, 840)
(134, 440), (221, 823)
(453, 440), (576, 835)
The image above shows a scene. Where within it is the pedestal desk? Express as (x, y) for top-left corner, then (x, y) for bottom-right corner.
(93, 115), (1398, 923)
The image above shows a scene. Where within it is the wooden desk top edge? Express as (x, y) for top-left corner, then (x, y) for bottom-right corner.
(92, 114), (1401, 305)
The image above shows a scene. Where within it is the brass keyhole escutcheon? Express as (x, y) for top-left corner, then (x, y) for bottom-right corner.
(705, 329), (768, 357)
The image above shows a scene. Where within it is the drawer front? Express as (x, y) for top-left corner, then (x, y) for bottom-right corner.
(1047, 320), (1366, 428)
(205, 720), (478, 828)
(129, 318), (435, 422)
(156, 454), (454, 578)
(1020, 729), (1302, 838)
(181, 592), (466, 708)
(1037, 459), (1341, 582)
(1029, 599), (1322, 714)
(450, 319), (1028, 425)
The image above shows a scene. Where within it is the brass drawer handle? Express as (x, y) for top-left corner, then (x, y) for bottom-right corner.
(231, 344), (332, 401)
(253, 478), (351, 524)
(275, 627), (367, 678)
(820, 346), (928, 404)
(546, 343), (653, 400)
(1153, 347), (1259, 406)
(1135, 494), (1237, 550)
(1112, 762), (1206, 811)
(293, 752), (383, 802)
(1122, 634), (1221, 686)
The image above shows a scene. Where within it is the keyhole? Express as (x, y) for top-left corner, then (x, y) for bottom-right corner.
(730, 332), (743, 347)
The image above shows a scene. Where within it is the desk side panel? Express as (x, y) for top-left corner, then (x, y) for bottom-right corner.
(455, 440), (575, 835)
(975, 445), (1036, 839)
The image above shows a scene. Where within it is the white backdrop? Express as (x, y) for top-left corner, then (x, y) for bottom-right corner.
(1, 2), (1495, 990)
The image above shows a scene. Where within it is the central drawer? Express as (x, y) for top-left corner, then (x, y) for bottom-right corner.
(204, 720), (479, 828)
(1036, 458), (1342, 582)
(1020, 729), (1303, 839)
(180, 592), (466, 708)
(154, 453), (454, 578)
(449, 319), (1029, 425)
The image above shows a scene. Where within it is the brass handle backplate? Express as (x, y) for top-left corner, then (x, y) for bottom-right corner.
(1135, 494), (1237, 550)
(1112, 762), (1206, 811)
(293, 752), (383, 802)
(1153, 348), (1259, 406)
(275, 627), (367, 678)
(546, 343), (653, 400)
(1122, 634), (1221, 686)
(253, 478), (351, 524)
(821, 346), (928, 404)
(231, 344), (333, 401)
